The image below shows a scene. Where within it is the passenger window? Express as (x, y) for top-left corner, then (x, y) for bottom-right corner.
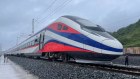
(35, 38), (39, 45)
(35, 39), (38, 42)
(32, 41), (34, 45)
(28, 42), (29, 46)
(30, 42), (32, 46)
(26, 43), (28, 47)
(24, 44), (26, 48)
(30, 42), (31, 46)
(63, 26), (68, 30)
(57, 24), (62, 30)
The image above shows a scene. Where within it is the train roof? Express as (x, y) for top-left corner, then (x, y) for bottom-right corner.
(19, 16), (76, 44)
(9, 15), (98, 50)
(62, 15), (98, 27)
(62, 15), (83, 20)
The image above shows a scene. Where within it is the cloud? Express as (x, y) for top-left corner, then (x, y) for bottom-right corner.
(0, 0), (140, 50)
(72, 0), (85, 5)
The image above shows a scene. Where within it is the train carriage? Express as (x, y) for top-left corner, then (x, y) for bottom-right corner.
(7, 15), (123, 61)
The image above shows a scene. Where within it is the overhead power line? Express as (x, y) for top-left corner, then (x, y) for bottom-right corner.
(32, 19), (35, 34)
(37, 0), (72, 25)
(35, 0), (58, 20)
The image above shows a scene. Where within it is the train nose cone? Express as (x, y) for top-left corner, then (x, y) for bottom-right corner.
(102, 39), (123, 49)
(101, 39), (123, 55)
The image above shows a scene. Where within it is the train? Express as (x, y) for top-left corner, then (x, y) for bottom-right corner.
(6, 15), (123, 62)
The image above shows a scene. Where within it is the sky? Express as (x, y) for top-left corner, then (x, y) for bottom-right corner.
(0, 0), (140, 50)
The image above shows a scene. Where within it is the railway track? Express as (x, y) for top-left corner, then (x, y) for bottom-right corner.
(39, 57), (140, 76)
(75, 63), (140, 76)
(8, 56), (140, 76)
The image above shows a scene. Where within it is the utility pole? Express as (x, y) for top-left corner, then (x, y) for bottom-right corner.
(32, 19), (34, 34)
(16, 36), (19, 45)
(0, 44), (2, 51)
(0, 44), (2, 55)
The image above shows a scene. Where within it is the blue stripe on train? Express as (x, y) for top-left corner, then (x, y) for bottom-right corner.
(47, 28), (123, 52)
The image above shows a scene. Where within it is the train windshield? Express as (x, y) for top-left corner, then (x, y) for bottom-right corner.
(64, 16), (114, 39)
(76, 19), (105, 32)
(76, 19), (114, 39)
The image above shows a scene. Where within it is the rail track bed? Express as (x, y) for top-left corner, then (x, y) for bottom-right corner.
(75, 62), (140, 76)
(8, 56), (140, 79)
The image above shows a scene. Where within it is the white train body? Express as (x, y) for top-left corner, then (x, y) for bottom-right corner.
(7, 16), (123, 61)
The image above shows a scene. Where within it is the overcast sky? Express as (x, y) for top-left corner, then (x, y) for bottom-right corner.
(0, 0), (140, 50)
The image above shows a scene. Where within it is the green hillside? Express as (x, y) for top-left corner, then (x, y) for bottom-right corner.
(112, 19), (140, 47)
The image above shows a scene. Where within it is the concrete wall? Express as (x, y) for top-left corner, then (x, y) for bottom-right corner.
(124, 47), (140, 54)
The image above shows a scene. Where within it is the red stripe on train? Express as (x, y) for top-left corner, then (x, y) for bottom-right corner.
(39, 42), (92, 53)
(47, 22), (80, 34)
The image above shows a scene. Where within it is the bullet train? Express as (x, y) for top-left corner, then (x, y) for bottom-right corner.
(7, 15), (123, 61)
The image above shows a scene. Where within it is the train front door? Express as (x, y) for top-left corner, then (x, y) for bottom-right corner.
(39, 32), (45, 50)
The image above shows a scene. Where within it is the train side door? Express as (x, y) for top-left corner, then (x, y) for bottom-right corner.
(39, 32), (45, 50)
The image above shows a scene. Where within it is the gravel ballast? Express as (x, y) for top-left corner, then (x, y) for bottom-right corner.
(8, 56), (140, 79)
